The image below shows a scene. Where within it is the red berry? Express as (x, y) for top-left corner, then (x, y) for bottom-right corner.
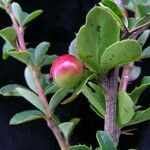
(50, 54), (84, 88)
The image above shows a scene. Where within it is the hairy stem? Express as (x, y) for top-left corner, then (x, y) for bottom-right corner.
(100, 68), (121, 145)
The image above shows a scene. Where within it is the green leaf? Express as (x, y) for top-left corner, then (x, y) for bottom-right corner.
(41, 55), (57, 67)
(68, 145), (93, 150)
(58, 118), (80, 142)
(138, 30), (150, 47)
(129, 76), (150, 104)
(141, 46), (150, 59)
(2, 42), (14, 59)
(10, 110), (44, 125)
(82, 85), (105, 117)
(101, 0), (128, 27)
(44, 83), (59, 95)
(127, 107), (150, 126)
(2, 0), (11, 6)
(0, 2), (5, 8)
(100, 40), (142, 75)
(8, 50), (32, 65)
(23, 10), (43, 26)
(117, 91), (135, 126)
(24, 67), (37, 93)
(76, 6), (120, 74)
(128, 18), (137, 29)
(96, 131), (116, 150)
(0, 27), (16, 44)
(0, 84), (23, 96)
(69, 38), (77, 56)
(33, 42), (50, 67)
(48, 88), (70, 112)
(16, 87), (46, 114)
(137, 3), (150, 17)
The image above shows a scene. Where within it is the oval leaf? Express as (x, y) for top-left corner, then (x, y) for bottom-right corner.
(68, 145), (92, 150)
(76, 6), (120, 73)
(10, 110), (44, 125)
(100, 40), (142, 75)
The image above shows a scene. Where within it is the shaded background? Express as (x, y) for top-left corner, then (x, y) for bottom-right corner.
(0, 0), (149, 150)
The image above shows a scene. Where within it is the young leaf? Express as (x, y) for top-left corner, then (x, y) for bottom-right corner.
(68, 145), (93, 150)
(44, 84), (59, 95)
(15, 87), (46, 114)
(0, 84), (23, 96)
(2, 42), (14, 59)
(100, 40), (142, 75)
(48, 88), (70, 112)
(0, 2), (5, 8)
(117, 91), (134, 126)
(23, 10), (43, 26)
(8, 50), (33, 65)
(69, 38), (77, 56)
(127, 107), (150, 126)
(24, 67), (37, 93)
(33, 42), (50, 67)
(76, 6), (120, 74)
(96, 131), (116, 150)
(10, 110), (44, 125)
(137, 3), (150, 17)
(82, 85), (105, 117)
(58, 118), (80, 142)
(141, 46), (150, 59)
(2, 0), (11, 6)
(129, 76), (150, 104)
(41, 55), (57, 67)
(0, 27), (16, 44)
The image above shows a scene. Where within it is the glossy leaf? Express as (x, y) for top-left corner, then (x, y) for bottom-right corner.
(96, 131), (116, 150)
(8, 51), (32, 65)
(101, 0), (128, 26)
(23, 10), (43, 26)
(117, 91), (134, 126)
(16, 87), (46, 114)
(0, 27), (16, 44)
(33, 42), (50, 66)
(58, 118), (80, 142)
(0, 84), (23, 96)
(82, 85), (105, 117)
(129, 76), (150, 104)
(76, 6), (120, 74)
(100, 40), (142, 75)
(48, 88), (70, 112)
(10, 110), (44, 125)
(24, 67), (37, 93)
(127, 107), (150, 126)
(68, 145), (92, 150)
(138, 30), (150, 47)
(141, 46), (150, 59)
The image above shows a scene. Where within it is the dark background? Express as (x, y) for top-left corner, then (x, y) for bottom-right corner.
(0, 0), (149, 150)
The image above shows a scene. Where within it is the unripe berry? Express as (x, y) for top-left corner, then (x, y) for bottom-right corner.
(50, 54), (84, 89)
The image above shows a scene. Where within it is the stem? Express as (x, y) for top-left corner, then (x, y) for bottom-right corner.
(6, 4), (68, 150)
(6, 5), (26, 51)
(100, 68), (121, 145)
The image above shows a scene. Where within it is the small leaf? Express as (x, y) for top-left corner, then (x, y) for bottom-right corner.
(0, 2), (5, 8)
(10, 110), (44, 125)
(117, 91), (134, 126)
(68, 145), (93, 150)
(137, 3), (150, 17)
(16, 87), (46, 114)
(24, 67), (37, 93)
(2, 42), (14, 59)
(41, 55), (57, 67)
(96, 131), (116, 150)
(58, 118), (80, 142)
(44, 83), (59, 95)
(138, 30), (150, 47)
(76, 6), (120, 74)
(129, 76), (150, 104)
(23, 10), (43, 26)
(82, 85), (105, 117)
(141, 46), (150, 59)
(8, 50), (32, 65)
(69, 38), (77, 56)
(34, 42), (50, 66)
(127, 107), (150, 126)
(100, 40), (142, 75)
(0, 84), (23, 96)
(0, 27), (16, 44)
(2, 0), (11, 6)
(48, 88), (70, 112)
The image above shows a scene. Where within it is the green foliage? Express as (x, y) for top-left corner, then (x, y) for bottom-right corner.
(117, 91), (135, 126)
(69, 38), (77, 56)
(10, 110), (44, 125)
(16, 87), (46, 114)
(96, 131), (116, 150)
(2, 42), (14, 59)
(59, 118), (80, 142)
(76, 6), (120, 74)
(141, 46), (150, 59)
(68, 145), (93, 150)
(100, 40), (142, 75)
(48, 88), (71, 112)
(1, 0), (11, 6)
